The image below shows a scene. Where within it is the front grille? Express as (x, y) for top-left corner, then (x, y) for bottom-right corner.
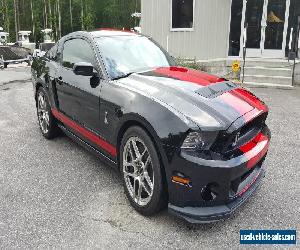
(211, 113), (267, 159)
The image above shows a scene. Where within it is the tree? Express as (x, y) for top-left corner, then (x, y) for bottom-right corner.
(69, 0), (73, 31)
(13, 0), (18, 41)
(31, 0), (34, 37)
(1, 0), (141, 42)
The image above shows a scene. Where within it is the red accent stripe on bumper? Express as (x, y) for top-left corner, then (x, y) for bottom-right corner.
(51, 108), (117, 157)
(239, 132), (269, 169)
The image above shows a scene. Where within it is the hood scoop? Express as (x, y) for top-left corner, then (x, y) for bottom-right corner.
(195, 81), (237, 99)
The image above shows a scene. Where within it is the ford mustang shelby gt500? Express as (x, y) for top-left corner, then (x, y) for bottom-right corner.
(31, 30), (271, 223)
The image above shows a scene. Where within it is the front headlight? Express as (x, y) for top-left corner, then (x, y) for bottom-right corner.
(181, 131), (218, 151)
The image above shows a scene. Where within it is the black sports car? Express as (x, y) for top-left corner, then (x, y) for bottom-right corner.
(31, 30), (271, 223)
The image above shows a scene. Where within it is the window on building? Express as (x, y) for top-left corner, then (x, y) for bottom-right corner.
(285, 0), (300, 57)
(228, 0), (243, 56)
(172, 0), (194, 29)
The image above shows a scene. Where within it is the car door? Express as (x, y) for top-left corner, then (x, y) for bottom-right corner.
(55, 37), (103, 134)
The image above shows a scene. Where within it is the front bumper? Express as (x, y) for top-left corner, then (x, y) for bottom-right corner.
(169, 168), (265, 223)
(165, 126), (270, 223)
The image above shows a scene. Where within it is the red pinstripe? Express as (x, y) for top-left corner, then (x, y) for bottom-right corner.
(51, 108), (117, 157)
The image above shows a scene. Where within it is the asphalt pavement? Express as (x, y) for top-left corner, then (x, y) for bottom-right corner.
(0, 67), (299, 249)
(0, 65), (31, 85)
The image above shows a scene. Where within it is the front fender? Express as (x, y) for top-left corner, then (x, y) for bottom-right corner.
(100, 81), (198, 148)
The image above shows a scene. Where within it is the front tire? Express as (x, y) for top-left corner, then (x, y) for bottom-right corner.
(36, 87), (59, 139)
(120, 126), (166, 216)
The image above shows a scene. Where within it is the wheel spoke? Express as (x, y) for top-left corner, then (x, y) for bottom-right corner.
(41, 96), (46, 109)
(143, 172), (153, 189)
(124, 172), (135, 178)
(143, 155), (151, 170)
(38, 96), (45, 109)
(42, 119), (47, 132)
(136, 179), (142, 203)
(140, 148), (147, 158)
(133, 179), (137, 199)
(128, 144), (136, 161)
(40, 107), (46, 113)
(141, 182), (151, 196)
(44, 112), (50, 125)
(131, 140), (141, 159)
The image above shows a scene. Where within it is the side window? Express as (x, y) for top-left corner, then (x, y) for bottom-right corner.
(172, 0), (194, 29)
(62, 38), (97, 69)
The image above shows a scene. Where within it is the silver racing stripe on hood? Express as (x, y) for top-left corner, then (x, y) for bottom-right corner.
(115, 78), (223, 130)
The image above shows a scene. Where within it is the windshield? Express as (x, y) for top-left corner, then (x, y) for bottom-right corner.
(96, 36), (175, 79)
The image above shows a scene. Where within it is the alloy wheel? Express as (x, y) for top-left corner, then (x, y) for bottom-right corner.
(123, 137), (154, 207)
(37, 92), (50, 134)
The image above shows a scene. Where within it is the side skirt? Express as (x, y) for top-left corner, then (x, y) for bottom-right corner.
(58, 124), (119, 171)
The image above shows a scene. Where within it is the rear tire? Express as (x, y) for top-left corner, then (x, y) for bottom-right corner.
(120, 126), (166, 216)
(36, 87), (59, 139)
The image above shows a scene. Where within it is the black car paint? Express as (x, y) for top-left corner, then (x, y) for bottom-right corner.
(31, 31), (270, 223)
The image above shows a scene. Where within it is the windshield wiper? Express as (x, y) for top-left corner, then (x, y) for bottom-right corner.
(112, 72), (135, 80)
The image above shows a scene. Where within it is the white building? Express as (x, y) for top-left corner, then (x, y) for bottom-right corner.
(141, 0), (300, 87)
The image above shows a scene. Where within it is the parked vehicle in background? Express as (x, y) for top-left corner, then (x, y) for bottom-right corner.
(33, 43), (55, 58)
(33, 29), (55, 59)
(31, 30), (271, 223)
(0, 28), (32, 68)
(131, 12), (142, 33)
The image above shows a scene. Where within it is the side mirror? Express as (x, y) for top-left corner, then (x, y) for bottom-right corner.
(73, 62), (95, 76)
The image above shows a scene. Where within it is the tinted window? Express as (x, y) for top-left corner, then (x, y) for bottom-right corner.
(96, 36), (175, 79)
(172, 0), (194, 29)
(62, 39), (96, 68)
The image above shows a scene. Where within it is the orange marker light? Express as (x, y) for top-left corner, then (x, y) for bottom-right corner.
(172, 175), (191, 186)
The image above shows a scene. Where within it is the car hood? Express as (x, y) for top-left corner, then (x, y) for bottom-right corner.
(118, 66), (268, 130)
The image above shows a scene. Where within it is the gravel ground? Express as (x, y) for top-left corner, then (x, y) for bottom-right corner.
(0, 69), (299, 249)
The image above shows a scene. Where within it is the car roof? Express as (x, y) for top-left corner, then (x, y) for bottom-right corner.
(89, 29), (140, 38)
(60, 29), (144, 44)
